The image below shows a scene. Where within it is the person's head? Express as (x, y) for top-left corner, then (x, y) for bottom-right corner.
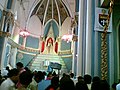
(52, 71), (57, 76)
(46, 72), (53, 80)
(16, 62), (24, 71)
(112, 82), (118, 90)
(19, 71), (33, 88)
(70, 73), (74, 78)
(51, 76), (59, 86)
(62, 73), (66, 77)
(100, 80), (110, 90)
(92, 76), (100, 83)
(76, 80), (88, 90)
(84, 74), (92, 84)
(60, 76), (75, 90)
(34, 71), (44, 83)
(6, 66), (10, 71)
(8, 68), (19, 84)
(77, 76), (84, 82)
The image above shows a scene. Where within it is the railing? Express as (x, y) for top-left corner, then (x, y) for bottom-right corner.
(8, 38), (40, 53)
(25, 53), (39, 68)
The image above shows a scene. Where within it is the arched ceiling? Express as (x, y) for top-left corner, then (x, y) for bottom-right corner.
(31, 0), (71, 25)
(16, 0), (75, 36)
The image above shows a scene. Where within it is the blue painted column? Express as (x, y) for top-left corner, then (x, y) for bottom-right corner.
(0, 10), (11, 71)
(0, 37), (8, 71)
(94, 0), (100, 76)
(0, 0), (16, 70)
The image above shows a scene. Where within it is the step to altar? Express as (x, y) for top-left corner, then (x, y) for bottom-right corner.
(29, 54), (67, 73)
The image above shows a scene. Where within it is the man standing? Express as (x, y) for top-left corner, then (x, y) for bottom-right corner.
(16, 62), (26, 74)
(16, 62), (26, 88)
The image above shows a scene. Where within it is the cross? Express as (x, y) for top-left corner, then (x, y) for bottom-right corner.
(101, 20), (106, 26)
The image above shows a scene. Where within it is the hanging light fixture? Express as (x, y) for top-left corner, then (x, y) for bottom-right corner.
(19, 27), (30, 37)
(19, 0), (30, 37)
(62, 34), (73, 43)
(62, 18), (77, 43)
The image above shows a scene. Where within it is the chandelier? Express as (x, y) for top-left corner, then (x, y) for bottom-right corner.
(19, 0), (30, 37)
(19, 27), (30, 37)
(62, 34), (73, 43)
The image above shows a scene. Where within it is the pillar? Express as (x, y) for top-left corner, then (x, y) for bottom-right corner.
(94, 0), (99, 76)
(0, 0), (16, 71)
(0, 37), (8, 72)
(22, 37), (27, 47)
(1, 11), (6, 32)
(85, 0), (92, 74)
(8, 47), (17, 68)
(76, 0), (84, 76)
(72, 40), (77, 76)
(72, 41), (75, 73)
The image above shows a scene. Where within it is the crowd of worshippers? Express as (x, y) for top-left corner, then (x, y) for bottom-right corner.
(0, 62), (120, 90)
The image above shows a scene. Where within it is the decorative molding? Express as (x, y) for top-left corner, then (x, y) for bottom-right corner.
(72, 35), (78, 41)
(58, 50), (72, 55)
(17, 50), (37, 56)
(17, 52), (23, 59)
(8, 38), (40, 53)
(60, 55), (72, 58)
(0, 31), (11, 37)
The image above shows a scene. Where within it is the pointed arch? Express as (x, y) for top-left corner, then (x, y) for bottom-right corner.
(44, 19), (59, 40)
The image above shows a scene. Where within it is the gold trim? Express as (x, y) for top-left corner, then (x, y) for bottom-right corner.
(0, 31), (11, 37)
(18, 50), (37, 56)
(101, 0), (114, 80)
(60, 55), (72, 58)
(58, 50), (72, 55)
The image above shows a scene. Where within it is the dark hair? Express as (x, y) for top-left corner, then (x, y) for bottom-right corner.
(70, 73), (74, 78)
(16, 62), (23, 68)
(8, 68), (19, 77)
(84, 74), (92, 84)
(100, 80), (110, 90)
(92, 76), (100, 82)
(6, 66), (10, 71)
(60, 76), (75, 90)
(112, 82), (118, 90)
(77, 76), (84, 82)
(76, 80), (88, 90)
(19, 71), (33, 86)
(34, 71), (44, 83)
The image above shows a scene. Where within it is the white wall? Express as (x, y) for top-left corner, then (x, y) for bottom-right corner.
(0, 0), (7, 10)
(28, 15), (43, 37)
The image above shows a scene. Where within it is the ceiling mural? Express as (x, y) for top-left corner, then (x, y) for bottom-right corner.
(31, 0), (71, 26)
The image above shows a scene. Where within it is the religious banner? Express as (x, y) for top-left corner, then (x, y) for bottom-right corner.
(94, 7), (112, 32)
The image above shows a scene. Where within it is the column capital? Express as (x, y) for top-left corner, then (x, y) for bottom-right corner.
(0, 31), (11, 37)
(72, 35), (78, 41)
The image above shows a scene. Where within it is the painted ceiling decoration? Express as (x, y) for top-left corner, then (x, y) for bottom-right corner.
(31, 0), (71, 25)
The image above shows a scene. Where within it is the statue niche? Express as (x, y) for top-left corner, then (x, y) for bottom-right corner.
(46, 37), (53, 53)
(41, 24), (58, 54)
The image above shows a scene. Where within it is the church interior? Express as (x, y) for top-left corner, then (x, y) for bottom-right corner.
(0, 0), (120, 88)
